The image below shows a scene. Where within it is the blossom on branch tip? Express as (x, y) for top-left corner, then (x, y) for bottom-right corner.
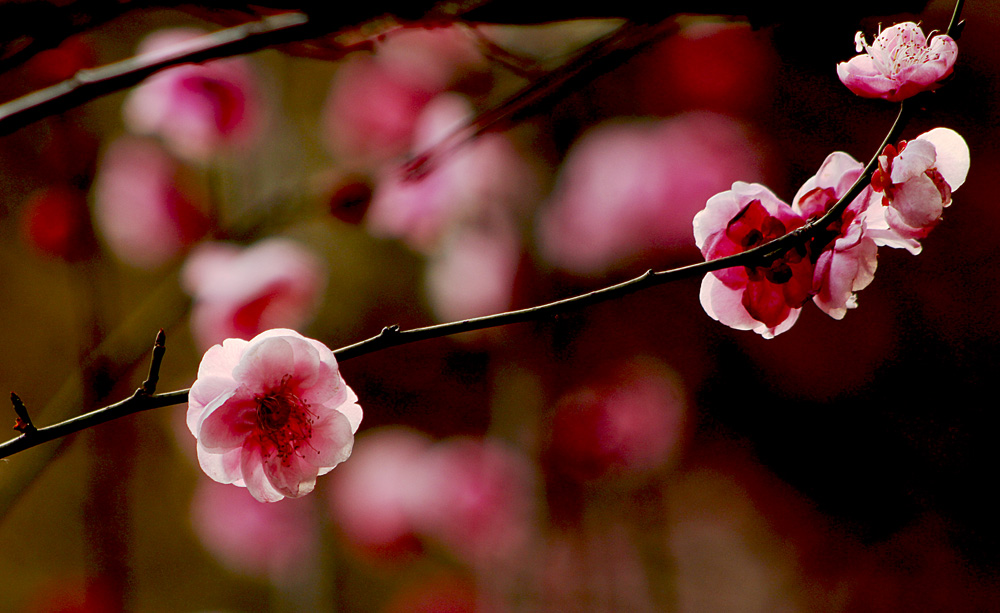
(868, 127), (970, 251)
(837, 22), (957, 102)
(187, 329), (362, 502)
(693, 182), (812, 338)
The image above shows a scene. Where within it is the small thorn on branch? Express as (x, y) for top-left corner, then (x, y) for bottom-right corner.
(380, 325), (401, 337)
(10, 392), (36, 435)
(140, 329), (167, 396)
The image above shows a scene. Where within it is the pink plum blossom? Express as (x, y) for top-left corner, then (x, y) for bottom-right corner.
(792, 151), (878, 320)
(322, 27), (484, 166)
(538, 113), (763, 273)
(326, 427), (431, 559)
(187, 328), (362, 502)
(868, 127), (970, 249)
(328, 430), (535, 566)
(190, 478), (318, 579)
(545, 358), (687, 481)
(123, 29), (265, 161)
(693, 182), (812, 338)
(425, 208), (523, 322)
(323, 56), (435, 166)
(20, 184), (95, 262)
(182, 239), (326, 350)
(406, 437), (536, 567)
(367, 93), (539, 253)
(93, 137), (209, 268)
(837, 22), (958, 102)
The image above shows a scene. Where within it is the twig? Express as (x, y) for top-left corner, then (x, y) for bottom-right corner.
(0, 1), (965, 461)
(0, 101), (912, 460)
(403, 20), (676, 178)
(140, 329), (167, 395)
(10, 393), (36, 435)
(0, 11), (317, 136)
(0, 332), (182, 459)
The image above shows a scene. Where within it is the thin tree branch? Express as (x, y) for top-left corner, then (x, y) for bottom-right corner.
(0, 102), (911, 461)
(0, 11), (318, 136)
(404, 19), (677, 178)
(0, 1), (964, 462)
(334, 101), (906, 359)
(0, 330), (181, 459)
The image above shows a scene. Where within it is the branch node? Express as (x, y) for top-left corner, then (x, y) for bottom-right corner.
(10, 392), (36, 435)
(381, 325), (401, 337)
(140, 329), (167, 396)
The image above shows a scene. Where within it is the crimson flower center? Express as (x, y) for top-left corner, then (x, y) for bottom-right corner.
(253, 375), (315, 464)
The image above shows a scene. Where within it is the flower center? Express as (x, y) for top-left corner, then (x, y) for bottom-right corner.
(887, 40), (930, 74)
(253, 374), (315, 464)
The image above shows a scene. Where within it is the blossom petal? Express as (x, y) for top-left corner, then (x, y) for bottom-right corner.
(187, 376), (239, 435)
(198, 387), (257, 451)
(198, 445), (245, 485)
(890, 139), (936, 185)
(813, 237), (878, 319)
(304, 409), (355, 468)
(241, 442), (287, 502)
(891, 175), (945, 228)
(233, 336), (295, 390)
(337, 386), (364, 434)
(263, 451), (320, 499)
(918, 127), (969, 190)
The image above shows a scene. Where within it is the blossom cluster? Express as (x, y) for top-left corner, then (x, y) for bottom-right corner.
(694, 127), (969, 338)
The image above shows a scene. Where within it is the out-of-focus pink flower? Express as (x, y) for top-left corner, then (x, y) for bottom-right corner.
(23, 34), (96, 87)
(123, 28), (265, 161)
(868, 127), (969, 248)
(538, 113), (762, 274)
(327, 427), (431, 560)
(187, 328), (362, 502)
(182, 239), (326, 350)
(792, 152), (878, 320)
(20, 184), (95, 261)
(374, 26), (486, 93)
(639, 21), (774, 116)
(190, 478), (318, 579)
(368, 93), (539, 253)
(323, 57), (435, 166)
(425, 209), (522, 322)
(545, 358), (687, 481)
(407, 437), (536, 567)
(93, 137), (209, 268)
(837, 22), (957, 102)
(693, 182), (812, 338)
(322, 27), (484, 167)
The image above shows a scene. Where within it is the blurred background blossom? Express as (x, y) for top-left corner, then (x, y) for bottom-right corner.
(123, 28), (267, 162)
(1, 2), (999, 611)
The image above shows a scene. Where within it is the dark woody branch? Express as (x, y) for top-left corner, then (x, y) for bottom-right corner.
(0, 11), (316, 136)
(0, 1), (963, 462)
(0, 102), (910, 461)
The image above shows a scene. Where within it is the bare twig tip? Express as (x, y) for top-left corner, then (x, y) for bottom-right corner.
(141, 329), (168, 395)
